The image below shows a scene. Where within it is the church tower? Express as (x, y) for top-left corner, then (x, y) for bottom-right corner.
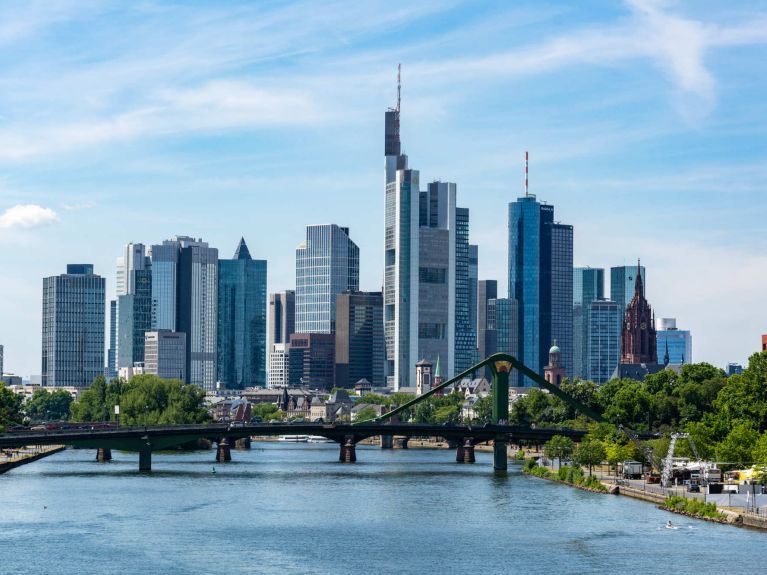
(620, 261), (657, 364)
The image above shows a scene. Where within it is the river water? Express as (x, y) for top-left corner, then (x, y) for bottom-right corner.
(1, 443), (766, 575)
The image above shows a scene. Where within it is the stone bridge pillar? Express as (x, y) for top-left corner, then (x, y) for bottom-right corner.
(139, 449), (152, 472)
(96, 448), (112, 462)
(235, 437), (251, 450)
(380, 435), (393, 449)
(339, 435), (357, 463)
(393, 437), (409, 449)
(456, 438), (476, 464)
(216, 438), (232, 463)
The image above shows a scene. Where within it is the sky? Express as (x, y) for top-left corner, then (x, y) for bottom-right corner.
(0, 0), (766, 378)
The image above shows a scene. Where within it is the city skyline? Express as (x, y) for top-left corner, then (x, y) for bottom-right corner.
(1, 1), (767, 376)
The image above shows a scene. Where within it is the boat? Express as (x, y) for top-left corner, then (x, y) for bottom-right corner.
(277, 435), (308, 442)
(307, 436), (333, 443)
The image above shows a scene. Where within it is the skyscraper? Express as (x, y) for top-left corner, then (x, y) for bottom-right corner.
(655, 318), (692, 365)
(116, 268), (152, 369)
(453, 209), (476, 374)
(217, 238), (267, 389)
(116, 243), (148, 298)
(288, 333), (335, 389)
(508, 194), (573, 385)
(573, 267), (605, 379)
(295, 224), (359, 334)
(149, 239), (181, 331)
(144, 330), (186, 381)
(42, 264), (105, 387)
(176, 237), (218, 390)
(268, 290), (295, 351)
(492, 298), (518, 360)
(611, 265), (646, 314)
(107, 300), (117, 379)
(477, 280), (498, 364)
(468, 244), (479, 364)
(587, 299), (621, 384)
(334, 291), (385, 388)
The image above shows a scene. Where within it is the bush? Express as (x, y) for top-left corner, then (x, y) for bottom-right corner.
(664, 496), (724, 519)
(515, 449), (526, 460)
(523, 458), (538, 472)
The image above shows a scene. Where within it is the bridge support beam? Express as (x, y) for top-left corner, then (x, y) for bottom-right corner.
(393, 437), (409, 449)
(339, 436), (356, 463)
(235, 437), (251, 450)
(456, 438), (475, 464)
(380, 435), (393, 449)
(139, 449), (152, 472)
(493, 437), (507, 474)
(96, 448), (112, 462)
(216, 438), (232, 463)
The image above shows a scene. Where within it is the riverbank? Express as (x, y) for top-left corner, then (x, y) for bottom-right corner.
(0, 445), (65, 474)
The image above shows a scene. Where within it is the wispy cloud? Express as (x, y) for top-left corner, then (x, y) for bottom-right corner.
(0, 204), (59, 229)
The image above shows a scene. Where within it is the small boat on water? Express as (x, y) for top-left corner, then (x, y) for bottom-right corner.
(307, 436), (333, 443)
(278, 435), (308, 442)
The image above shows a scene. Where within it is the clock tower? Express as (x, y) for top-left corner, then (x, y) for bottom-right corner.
(619, 260), (657, 364)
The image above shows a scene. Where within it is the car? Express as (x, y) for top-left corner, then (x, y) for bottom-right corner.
(291, 418), (306, 424)
(312, 418), (324, 423)
(268, 419), (281, 424)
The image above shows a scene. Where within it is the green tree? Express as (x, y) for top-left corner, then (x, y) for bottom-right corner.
(716, 422), (758, 468)
(252, 402), (282, 421)
(604, 441), (634, 476)
(0, 383), (23, 430)
(354, 406), (379, 422)
(24, 389), (73, 421)
(573, 440), (607, 475)
(543, 435), (574, 463)
(472, 395), (493, 423)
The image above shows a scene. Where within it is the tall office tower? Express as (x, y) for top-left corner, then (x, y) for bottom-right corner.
(610, 265), (646, 314)
(41, 264), (105, 387)
(335, 291), (384, 388)
(295, 224), (359, 334)
(144, 330), (186, 381)
(116, 243), (148, 297)
(453, 208), (475, 374)
(268, 290), (295, 350)
(148, 238), (184, 330)
(492, 298), (518, 360)
(114, 243), (150, 369)
(587, 299), (621, 384)
(268, 343), (290, 388)
(107, 300), (117, 379)
(288, 333), (335, 389)
(726, 363), (743, 376)
(217, 238), (267, 389)
(478, 280), (498, 366)
(116, 268), (152, 369)
(573, 267), (605, 379)
(655, 318), (692, 365)
(468, 245), (479, 363)
(176, 237), (219, 390)
(508, 194), (573, 385)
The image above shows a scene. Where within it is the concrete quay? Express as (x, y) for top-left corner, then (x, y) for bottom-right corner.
(0, 445), (65, 475)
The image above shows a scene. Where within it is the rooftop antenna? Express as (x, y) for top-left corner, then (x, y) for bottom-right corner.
(397, 63), (401, 113)
(525, 151), (529, 197)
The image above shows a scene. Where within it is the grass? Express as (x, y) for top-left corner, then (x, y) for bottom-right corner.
(664, 496), (726, 520)
(523, 459), (606, 492)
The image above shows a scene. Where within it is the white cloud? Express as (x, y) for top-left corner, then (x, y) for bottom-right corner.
(0, 204), (58, 229)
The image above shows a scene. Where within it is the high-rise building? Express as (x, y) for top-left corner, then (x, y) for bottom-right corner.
(477, 280), (498, 366)
(334, 291), (384, 388)
(116, 269), (152, 369)
(268, 343), (290, 388)
(492, 298), (518, 359)
(176, 237), (218, 390)
(268, 290), (295, 350)
(573, 267), (605, 379)
(107, 300), (117, 379)
(655, 318), (692, 365)
(144, 330), (186, 381)
(587, 299), (621, 384)
(148, 239), (181, 330)
(611, 265), (646, 314)
(508, 195), (573, 385)
(116, 243), (148, 297)
(288, 333), (335, 389)
(295, 225), (359, 334)
(453, 209), (476, 374)
(217, 238), (267, 389)
(42, 264), (105, 387)
(726, 363), (743, 376)
(468, 245), (479, 364)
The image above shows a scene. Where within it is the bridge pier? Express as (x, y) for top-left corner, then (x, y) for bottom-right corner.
(216, 438), (232, 463)
(96, 448), (112, 462)
(493, 437), (508, 474)
(339, 436), (356, 463)
(235, 437), (251, 450)
(393, 437), (409, 449)
(139, 449), (152, 472)
(380, 435), (393, 449)
(456, 438), (475, 464)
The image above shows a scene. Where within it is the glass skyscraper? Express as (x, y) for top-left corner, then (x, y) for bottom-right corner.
(149, 239), (181, 331)
(573, 267), (605, 379)
(41, 264), (105, 387)
(334, 291), (384, 388)
(117, 268), (152, 369)
(508, 195), (573, 385)
(610, 265), (646, 314)
(587, 299), (621, 384)
(295, 224), (359, 334)
(217, 238), (267, 389)
(655, 318), (692, 365)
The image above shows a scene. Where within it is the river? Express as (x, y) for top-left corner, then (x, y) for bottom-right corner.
(0, 443), (765, 574)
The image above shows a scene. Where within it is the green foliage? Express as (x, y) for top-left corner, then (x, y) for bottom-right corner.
(543, 435), (574, 461)
(252, 402), (283, 421)
(514, 449), (526, 460)
(357, 393), (391, 407)
(472, 395), (493, 423)
(574, 439), (607, 474)
(354, 406), (379, 422)
(664, 496), (724, 520)
(24, 389), (73, 421)
(523, 457), (538, 472)
(0, 383), (23, 429)
(715, 422), (759, 468)
(70, 374), (210, 425)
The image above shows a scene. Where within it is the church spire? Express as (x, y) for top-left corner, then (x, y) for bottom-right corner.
(634, 259), (643, 297)
(663, 339), (670, 367)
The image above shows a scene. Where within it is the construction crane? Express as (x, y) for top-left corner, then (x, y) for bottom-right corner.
(661, 432), (703, 487)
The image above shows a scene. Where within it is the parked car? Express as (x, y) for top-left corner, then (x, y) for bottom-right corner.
(291, 418), (306, 424)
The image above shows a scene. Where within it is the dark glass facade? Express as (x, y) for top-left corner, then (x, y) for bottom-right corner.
(573, 267), (604, 379)
(334, 291), (384, 388)
(454, 207), (475, 374)
(217, 239), (267, 389)
(117, 268), (153, 369)
(288, 333), (335, 390)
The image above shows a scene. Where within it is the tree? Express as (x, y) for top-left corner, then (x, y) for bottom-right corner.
(472, 395), (493, 423)
(543, 435), (574, 463)
(716, 422), (758, 468)
(753, 432), (767, 465)
(604, 441), (634, 476)
(354, 406), (378, 422)
(252, 402), (283, 421)
(574, 440), (606, 475)
(0, 383), (23, 430)
(24, 389), (73, 421)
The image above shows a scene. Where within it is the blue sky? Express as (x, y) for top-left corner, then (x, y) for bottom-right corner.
(1, 0), (766, 377)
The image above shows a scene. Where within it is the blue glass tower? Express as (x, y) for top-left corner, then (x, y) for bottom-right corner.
(573, 267), (605, 379)
(218, 238), (268, 389)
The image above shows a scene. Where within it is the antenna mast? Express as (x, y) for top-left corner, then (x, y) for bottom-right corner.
(397, 63), (401, 113)
(525, 151), (529, 197)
